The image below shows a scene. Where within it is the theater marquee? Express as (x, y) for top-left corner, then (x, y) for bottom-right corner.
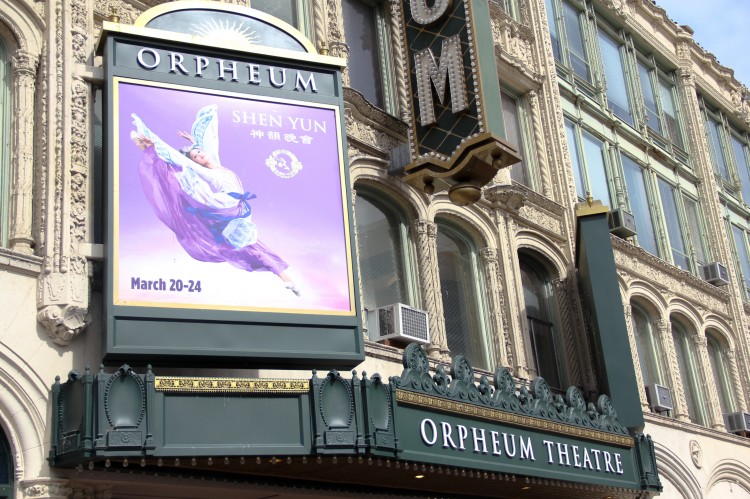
(100, 2), (363, 367)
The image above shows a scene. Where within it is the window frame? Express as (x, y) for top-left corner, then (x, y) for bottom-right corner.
(435, 219), (493, 371)
(630, 302), (665, 389)
(519, 251), (567, 390)
(500, 88), (536, 190)
(342, 0), (397, 115)
(545, 0), (597, 95)
(354, 188), (419, 311)
(706, 332), (736, 416)
(565, 117), (613, 206)
(671, 320), (708, 426)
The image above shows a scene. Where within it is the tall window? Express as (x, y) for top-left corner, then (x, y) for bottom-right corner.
(706, 113), (730, 182)
(355, 191), (414, 310)
(501, 90), (532, 188)
(597, 29), (633, 126)
(630, 303), (664, 389)
(520, 252), (564, 389)
(545, 0), (593, 87)
(730, 132), (750, 203)
(657, 178), (690, 271)
(0, 40), (9, 248)
(343, 0), (393, 112)
(621, 154), (658, 255)
(565, 118), (611, 205)
(252, 0), (308, 33)
(671, 320), (708, 426)
(731, 225), (750, 300)
(706, 333), (736, 416)
(436, 222), (491, 370)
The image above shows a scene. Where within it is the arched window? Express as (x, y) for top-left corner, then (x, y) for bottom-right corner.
(630, 303), (664, 388)
(519, 252), (565, 389)
(706, 332), (736, 415)
(0, 39), (10, 247)
(355, 190), (414, 310)
(0, 428), (13, 498)
(436, 221), (491, 370)
(671, 319), (708, 425)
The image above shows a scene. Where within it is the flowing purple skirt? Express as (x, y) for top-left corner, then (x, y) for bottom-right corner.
(137, 148), (288, 275)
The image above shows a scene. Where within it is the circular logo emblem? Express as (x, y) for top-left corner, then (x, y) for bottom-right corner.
(265, 149), (303, 179)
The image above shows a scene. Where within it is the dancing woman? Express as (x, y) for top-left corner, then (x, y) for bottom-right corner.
(131, 104), (300, 296)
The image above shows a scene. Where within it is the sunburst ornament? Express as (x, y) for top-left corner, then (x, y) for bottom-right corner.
(191, 18), (261, 46)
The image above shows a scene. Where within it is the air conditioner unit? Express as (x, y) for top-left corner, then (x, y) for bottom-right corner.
(701, 262), (729, 286)
(608, 208), (637, 238)
(645, 383), (674, 412)
(724, 412), (750, 433)
(367, 303), (430, 345)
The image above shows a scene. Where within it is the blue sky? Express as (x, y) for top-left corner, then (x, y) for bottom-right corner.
(653, 0), (750, 88)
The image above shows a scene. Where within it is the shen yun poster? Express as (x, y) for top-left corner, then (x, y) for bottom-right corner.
(114, 80), (354, 314)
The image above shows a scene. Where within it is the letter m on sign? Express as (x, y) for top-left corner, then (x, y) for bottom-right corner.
(414, 34), (468, 126)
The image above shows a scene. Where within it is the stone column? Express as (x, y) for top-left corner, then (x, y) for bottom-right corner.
(411, 219), (448, 360)
(655, 319), (690, 422)
(387, 0), (411, 121)
(725, 348), (747, 412)
(312, 0), (329, 54)
(8, 50), (38, 253)
(527, 90), (551, 197)
(480, 247), (509, 367)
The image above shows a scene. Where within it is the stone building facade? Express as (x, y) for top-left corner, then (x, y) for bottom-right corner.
(0, 0), (749, 497)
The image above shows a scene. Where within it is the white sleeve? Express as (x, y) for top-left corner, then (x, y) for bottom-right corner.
(191, 105), (221, 167)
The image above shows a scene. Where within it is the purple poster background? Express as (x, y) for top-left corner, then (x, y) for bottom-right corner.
(115, 81), (352, 313)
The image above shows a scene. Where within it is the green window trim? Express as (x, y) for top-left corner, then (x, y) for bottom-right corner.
(519, 251), (566, 390)
(354, 188), (419, 311)
(706, 333), (736, 415)
(545, 0), (596, 95)
(436, 220), (493, 371)
(730, 224), (750, 300)
(671, 320), (708, 426)
(630, 302), (665, 389)
(251, 0), (311, 38)
(342, 0), (397, 115)
(564, 117), (613, 206)
(500, 89), (535, 190)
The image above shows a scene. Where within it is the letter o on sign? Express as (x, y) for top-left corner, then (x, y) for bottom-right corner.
(420, 418), (438, 446)
(410, 0), (452, 25)
(137, 48), (160, 70)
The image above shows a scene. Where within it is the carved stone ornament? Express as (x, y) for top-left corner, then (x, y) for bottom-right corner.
(689, 439), (703, 468)
(21, 478), (72, 499)
(37, 272), (91, 346)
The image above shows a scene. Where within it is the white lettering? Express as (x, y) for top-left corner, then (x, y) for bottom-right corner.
(294, 72), (318, 92)
(572, 445), (581, 468)
(582, 447), (593, 470)
(410, 0), (452, 25)
(519, 436), (535, 461)
(503, 433), (516, 458)
(543, 440), (555, 464)
(168, 52), (188, 74)
(420, 418), (438, 446)
(557, 443), (570, 466)
(472, 428), (487, 454)
(457, 425), (468, 451)
(217, 60), (239, 81)
(591, 449), (602, 471)
(194, 56), (209, 76)
(248, 64), (261, 84)
(136, 48), (160, 69)
(491, 431), (502, 456)
(414, 34), (468, 126)
(615, 453), (624, 475)
(604, 451), (615, 473)
(269, 67), (287, 88)
(441, 422), (457, 449)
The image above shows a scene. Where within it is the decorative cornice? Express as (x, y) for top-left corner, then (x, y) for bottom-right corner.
(343, 87), (409, 138)
(155, 377), (310, 393)
(0, 247), (43, 276)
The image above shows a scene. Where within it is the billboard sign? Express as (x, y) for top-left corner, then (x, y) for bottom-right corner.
(101, 3), (363, 367)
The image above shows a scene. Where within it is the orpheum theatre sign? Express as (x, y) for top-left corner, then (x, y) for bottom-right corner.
(99, 3), (363, 368)
(398, 0), (521, 204)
